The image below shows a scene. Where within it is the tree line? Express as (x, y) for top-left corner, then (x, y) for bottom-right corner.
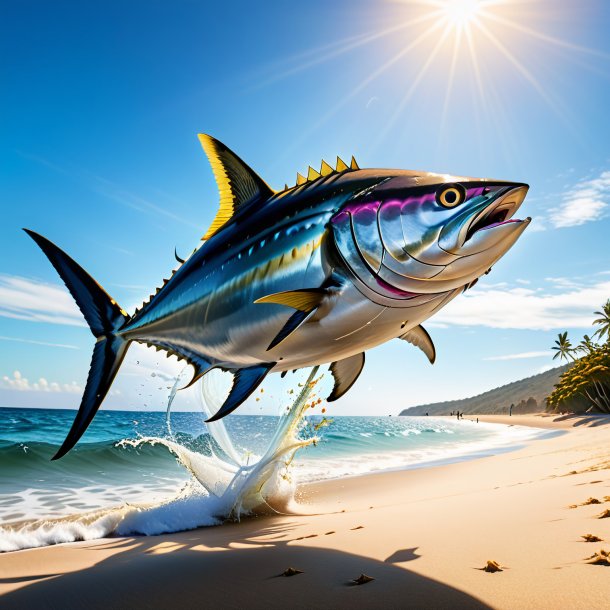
(547, 300), (610, 414)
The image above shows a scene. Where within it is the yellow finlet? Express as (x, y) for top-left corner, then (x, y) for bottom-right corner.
(254, 289), (326, 312)
(296, 172), (306, 185)
(350, 156), (360, 170)
(320, 159), (333, 176)
(307, 166), (321, 181)
(336, 156), (349, 172)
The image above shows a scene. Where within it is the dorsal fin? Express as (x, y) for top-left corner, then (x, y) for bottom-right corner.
(198, 134), (275, 240)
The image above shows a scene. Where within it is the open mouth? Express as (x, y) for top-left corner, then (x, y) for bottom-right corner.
(465, 185), (529, 242)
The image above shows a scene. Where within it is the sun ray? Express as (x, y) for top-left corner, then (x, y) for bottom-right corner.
(438, 24), (464, 147)
(259, 0), (605, 166)
(464, 23), (487, 113)
(475, 41), (523, 168)
(473, 18), (570, 122)
(253, 10), (444, 89)
(463, 25), (519, 166)
(374, 22), (453, 148)
(270, 14), (448, 164)
(480, 9), (610, 61)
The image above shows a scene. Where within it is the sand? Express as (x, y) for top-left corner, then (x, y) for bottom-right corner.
(1, 413), (609, 609)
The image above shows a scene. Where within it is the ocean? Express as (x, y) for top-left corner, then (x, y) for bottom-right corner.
(0, 405), (553, 552)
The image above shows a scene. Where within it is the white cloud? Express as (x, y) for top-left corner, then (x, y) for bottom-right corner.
(1, 370), (82, 393)
(0, 335), (78, 349)
(435, 278), (610, 330)
(485, 351), (550, 361)
(0, 274), (84, 326)
(552, 170), (610, 228)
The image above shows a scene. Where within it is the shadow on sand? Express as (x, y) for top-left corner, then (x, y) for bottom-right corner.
(552, 414), (610, 428)
(0, 517), (491, 609)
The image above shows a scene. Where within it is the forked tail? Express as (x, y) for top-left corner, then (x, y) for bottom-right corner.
(24, 230), (131, 460)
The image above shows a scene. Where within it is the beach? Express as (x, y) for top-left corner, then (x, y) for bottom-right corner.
(0, 413), (608, 609)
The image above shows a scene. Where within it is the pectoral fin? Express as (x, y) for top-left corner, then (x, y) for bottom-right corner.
(254, 289), (327, 311)
(328, 352), (365, 401)
(205, 363), (275, 423)
(255, 289), (328, 350)
(400, 325), (436, 364)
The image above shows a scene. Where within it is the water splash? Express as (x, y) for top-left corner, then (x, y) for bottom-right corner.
(153, 365), (324, 518)
(0, 366), (327, 551)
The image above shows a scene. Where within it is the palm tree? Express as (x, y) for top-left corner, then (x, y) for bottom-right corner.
(593, 300), (610, 344)
(552, 331), (575, 362)
(547, 303), (610, 415)
(578, 334), (597, 355)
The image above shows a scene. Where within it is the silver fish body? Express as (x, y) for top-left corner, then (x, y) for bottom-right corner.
(25, 137), (530, 458)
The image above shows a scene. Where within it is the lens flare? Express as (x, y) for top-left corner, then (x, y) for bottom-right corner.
(443, 0), (482, 28)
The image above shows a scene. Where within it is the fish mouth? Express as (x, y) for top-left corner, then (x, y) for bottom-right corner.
(464, 185), (529, 243)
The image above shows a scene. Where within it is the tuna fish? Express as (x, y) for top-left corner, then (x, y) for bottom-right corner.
(26, 134), (530, 458)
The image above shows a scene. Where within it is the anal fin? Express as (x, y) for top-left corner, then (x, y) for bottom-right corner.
(400, 325), (436, 364)
(206, 363), (275, 422)
(328, 352), (365, 401)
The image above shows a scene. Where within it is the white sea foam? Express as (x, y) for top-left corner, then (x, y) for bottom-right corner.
(0, 367), (323, 552)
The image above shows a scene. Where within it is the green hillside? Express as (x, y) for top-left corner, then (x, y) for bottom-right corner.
(399, 364), (569, 416)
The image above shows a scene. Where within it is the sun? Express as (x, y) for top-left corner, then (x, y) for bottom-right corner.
(442, 0), (483, 28)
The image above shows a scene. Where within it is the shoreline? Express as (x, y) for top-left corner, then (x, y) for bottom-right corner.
(1, 413), (609, 608)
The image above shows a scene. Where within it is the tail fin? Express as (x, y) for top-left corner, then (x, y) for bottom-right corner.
(24, 230), (131, 460)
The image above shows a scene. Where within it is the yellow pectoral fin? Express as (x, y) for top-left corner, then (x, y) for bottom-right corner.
(254, 289), (328, 312)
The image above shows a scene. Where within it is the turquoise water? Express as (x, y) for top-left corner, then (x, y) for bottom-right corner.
(0, 406), (550, 530)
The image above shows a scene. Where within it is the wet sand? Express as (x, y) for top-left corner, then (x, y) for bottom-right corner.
(1, 414), (609, 609)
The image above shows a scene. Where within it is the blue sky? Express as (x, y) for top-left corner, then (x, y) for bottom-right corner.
(1, 0), (609, 415)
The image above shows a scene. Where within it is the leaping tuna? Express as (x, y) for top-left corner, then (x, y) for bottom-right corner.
(26, 134), (530, 459)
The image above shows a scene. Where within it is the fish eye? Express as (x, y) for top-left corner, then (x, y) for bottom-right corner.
(436, 184), (465, 208)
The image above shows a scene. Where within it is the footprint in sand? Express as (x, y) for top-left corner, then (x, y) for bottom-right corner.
(597, 509), (610, 519)
(294, 534), (318, 540)
(324, 531), (335, 535)
(350, 525), (364, 530)
(582, 534), (603, 542)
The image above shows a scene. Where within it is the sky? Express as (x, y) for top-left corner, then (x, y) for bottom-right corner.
(1, 0), (609, 416)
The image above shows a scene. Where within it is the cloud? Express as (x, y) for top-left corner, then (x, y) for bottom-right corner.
(0, 274), (84, 326)
(435, 277), (610, 330)
(485, 351), (550, 361)
(551, 170), (610, 228)
(0, 335), (79, 349)
(1, 370), (82, 393)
